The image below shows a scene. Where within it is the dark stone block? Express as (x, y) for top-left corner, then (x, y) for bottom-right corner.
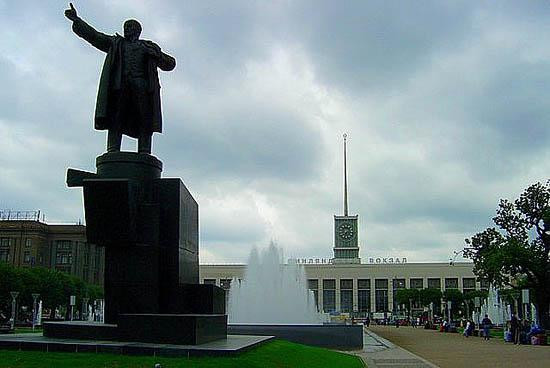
(104, 245), (159, 323)
(118, 314), (227, 345)
(47, 342), (78, 353)
(155, 178), (199, 309)
(228, 324), (363, 350)
(19, 341), (48, 351)
(43, 321), (119, 340)
(167, 284), (225, 314)
(83, 179), (136, 245)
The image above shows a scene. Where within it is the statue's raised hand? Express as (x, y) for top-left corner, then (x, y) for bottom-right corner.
(64, 3), (78, 21)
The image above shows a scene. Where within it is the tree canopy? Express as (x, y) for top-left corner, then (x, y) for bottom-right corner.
(464, 181), (550, 328)
(0, 263), (103, 319)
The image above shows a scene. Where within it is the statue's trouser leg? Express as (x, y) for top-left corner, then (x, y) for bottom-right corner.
(138, 134), (152, 154)
(107, 129), (122, 152)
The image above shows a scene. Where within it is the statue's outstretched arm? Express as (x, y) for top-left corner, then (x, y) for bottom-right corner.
(65, 3), (113, 53)
(158, 51), (176, 72)
(142, 41), (176, 71)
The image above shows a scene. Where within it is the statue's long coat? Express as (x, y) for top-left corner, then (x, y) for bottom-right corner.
(72, 18), (176, 138)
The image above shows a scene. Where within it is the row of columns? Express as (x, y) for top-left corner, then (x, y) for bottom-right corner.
(311, 276), (470, 313)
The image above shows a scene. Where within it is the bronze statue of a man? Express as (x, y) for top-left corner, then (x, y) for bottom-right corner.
(65, 3), (176, 154)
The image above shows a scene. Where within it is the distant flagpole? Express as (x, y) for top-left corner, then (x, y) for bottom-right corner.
(343, 133), (348, 216)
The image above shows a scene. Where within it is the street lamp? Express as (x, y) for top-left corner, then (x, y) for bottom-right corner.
(32, 293), (40, 331)
(82, 297), (89, 321)
(9, 291), (19, 331)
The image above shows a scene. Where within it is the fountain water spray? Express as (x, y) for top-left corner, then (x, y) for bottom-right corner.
(228, 242), (322, 324)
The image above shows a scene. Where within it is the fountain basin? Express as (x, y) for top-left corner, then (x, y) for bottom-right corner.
(228, 323), (363, 350)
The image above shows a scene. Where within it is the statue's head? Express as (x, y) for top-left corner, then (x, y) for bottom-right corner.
(123, 19), (142, 41)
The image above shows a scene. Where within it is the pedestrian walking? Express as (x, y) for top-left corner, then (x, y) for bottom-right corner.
(510, 313), (519, 344)
(481, 314), (492, 341)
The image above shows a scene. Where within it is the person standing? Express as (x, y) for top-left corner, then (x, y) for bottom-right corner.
(510, 313), (519, 344)
(481, 314), (492, 340)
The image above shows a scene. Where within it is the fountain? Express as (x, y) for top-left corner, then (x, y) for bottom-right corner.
(227, 242), (363, 349)
(480, 285), (508, 326)
(228, 243), (321, 324)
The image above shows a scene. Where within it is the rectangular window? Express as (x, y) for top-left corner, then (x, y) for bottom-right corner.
(56, 251), (72, 265)
(358, 279), (370, 313)
(0, 249), (9, 262)
(0, 238), (13, 247)
(219, 279), (232, 290)
(445, 278), (459, 289)
(375, 279), (388, 312)
(340, 279), (353, 313)
(56, 240), (72, 250)
(340, 279), (353, 290)
(23, 251), (31, 263)
(392, 279), (406, 312)
(323, 279), (336, 313)
(410, 278), (423, 289)
(25, 238), (32, 248)
(462, 278), (476, 290)
(428, 278), (441, 289)
(479, 279), (490, 290)
(358, 289), (370, 313)
(375, 279), (388, 289)
(308, 279), (319, 309)
(358, 279), (370, 289)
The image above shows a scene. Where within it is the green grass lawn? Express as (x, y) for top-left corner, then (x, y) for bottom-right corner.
(0, 339), (364, 368)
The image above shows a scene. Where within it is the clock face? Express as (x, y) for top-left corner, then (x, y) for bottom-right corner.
(338, 223), (354, 240)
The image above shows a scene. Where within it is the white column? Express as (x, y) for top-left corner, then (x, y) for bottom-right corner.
(335, 279), (341, 312)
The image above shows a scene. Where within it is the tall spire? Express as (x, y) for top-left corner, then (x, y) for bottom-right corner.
(343, 133), (348, 216)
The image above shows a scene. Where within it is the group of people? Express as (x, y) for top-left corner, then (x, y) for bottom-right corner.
(459, 314), (493, 339)
(507, 313), (541, 345)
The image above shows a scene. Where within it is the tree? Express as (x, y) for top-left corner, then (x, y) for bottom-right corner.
(464, 181), (550, 328)
(0, 263), (103, 320)
(419, 288), (442, 308)
(394, 288), (420, 316)
(463, 290), (488, 320)
(443, 289), (464, 319)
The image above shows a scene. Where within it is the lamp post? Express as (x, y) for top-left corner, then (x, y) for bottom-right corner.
(31, 293), (40, 331)
(522, 289), (530, 322)
(69, 295), (76, 321)
(9, 291), (19, 330)
(82, 297), (89, 321)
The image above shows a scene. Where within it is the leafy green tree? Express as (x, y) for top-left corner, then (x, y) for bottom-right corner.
(419, 288), (442, 307)
(0, 263), (103, 320)
(464, 181), (550, 328)
(394, 288), (420, 316)
(443, 289), (463, 319)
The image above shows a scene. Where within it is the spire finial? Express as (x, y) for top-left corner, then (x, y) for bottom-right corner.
(343, 133), (348, 216)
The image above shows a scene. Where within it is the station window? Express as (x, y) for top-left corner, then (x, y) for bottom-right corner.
(358, 279), (370, 313)
(375, 279), (388, 312)
(340, 279), (353, 313)
(410, 278), (423, 289)
(308, 279), (319, 309)
(322, 279), (336, 313)
(445, 278), (459, 289)
(428, 278), (441, 290)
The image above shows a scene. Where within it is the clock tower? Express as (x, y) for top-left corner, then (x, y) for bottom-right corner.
(332, 134), (360, 264)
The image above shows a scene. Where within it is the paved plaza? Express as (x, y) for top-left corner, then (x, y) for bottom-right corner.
(369, 325), (550, 368)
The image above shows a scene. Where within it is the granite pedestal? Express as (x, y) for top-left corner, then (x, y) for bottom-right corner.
(57, 152), (227, 345)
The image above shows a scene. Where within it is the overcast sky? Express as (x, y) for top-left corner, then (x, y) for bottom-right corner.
(1, 1), (549, 263)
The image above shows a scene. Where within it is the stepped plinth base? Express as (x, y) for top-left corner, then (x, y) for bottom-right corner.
(44, 313), (227, 345)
